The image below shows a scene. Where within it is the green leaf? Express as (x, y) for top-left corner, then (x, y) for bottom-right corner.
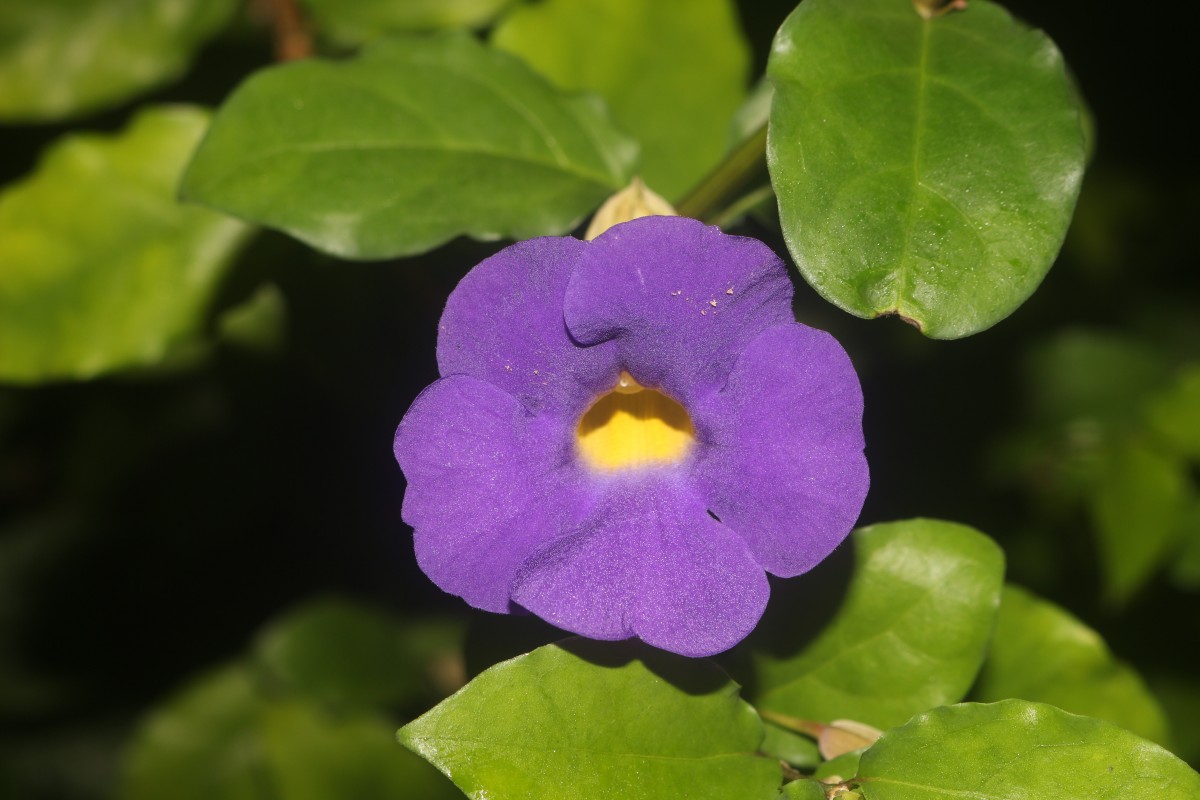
(216, 284), (287, 355)
(814, 749), (863, 783)
(754, 519), (1004, 730)
(973, 585), (1169, 743)
(761, 722), (820, 770)
(399, 640), (781, 800)
(301, 0), (513, 45)
(492, 0), (749, 200)
(0, 0), (235, 122)
(767, 0), (1085, 338)
(1147, 365), (1200, 460)
(1090, 438), (1189, 604)
(121, 664), (458, 800)
(855, 701), (1200, 800)
(0, 106), (251, 384)
(254, 597), (463, 711)
(781, 779), (826, 800)
(182, 33), (637, 260)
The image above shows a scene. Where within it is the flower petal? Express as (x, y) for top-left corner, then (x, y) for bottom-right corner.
(510, 477), (770, 657)
(564, 216), (795, 405)
(394, 375), (580, 612)
(437, 236), (617, 414)
(692, 323), (868, 577)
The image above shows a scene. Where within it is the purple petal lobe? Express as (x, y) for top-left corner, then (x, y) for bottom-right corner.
(564, 216), (794, 405)
(692, 323), (868, 577)
(438, 236), (617, 414)
(511, 477), (769, 657)
(394, 375), (581, 612)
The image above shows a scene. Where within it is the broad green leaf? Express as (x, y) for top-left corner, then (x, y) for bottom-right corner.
(856, 701), (1200, 800)
(493, 0), (749, 200)
(1147, 365), (1200, 460)
(767, 0), (1085, 338)
(1090, 438), (1189, 604)
(0, 0), (235, 121)
(121, 664), (457, 800)
(183, 33), (637, 260)
(254, 597), (462, 711)
(0, 106), (251, 384)
(399, 640), (781, 800)
(301, 0), (513, 45)
(754, 519), (1003, 730)
(973, 585), (1168, 743)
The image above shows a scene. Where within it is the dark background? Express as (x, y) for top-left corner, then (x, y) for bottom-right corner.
(2, 0), (1197, 796)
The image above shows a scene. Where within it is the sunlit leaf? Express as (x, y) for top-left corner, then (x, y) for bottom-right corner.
(973, 585), (1169, 743)
(183, 33), (637, 260)
(300, 0), (513, 45)
(0, 106), (251, 384)
(754, 519), (1003, 730)
(0, 0), (235, 121)
(856, 701), (1200, 799)
(399, 640), (780, 800)
(493, 0), (749, 200)
(767, 0), (1085, 338)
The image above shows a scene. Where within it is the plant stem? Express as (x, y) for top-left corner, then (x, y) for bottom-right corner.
(675, 123), (769, 223)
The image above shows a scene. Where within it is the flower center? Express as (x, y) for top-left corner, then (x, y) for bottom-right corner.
(576, 371), (695, 471)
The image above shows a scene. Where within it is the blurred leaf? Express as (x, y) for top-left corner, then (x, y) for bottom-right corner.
(254, 597), (462, 712)
(754, 519), (1003, 730)
(0, 0), (235, 122)
(183, 33), (637, 260)
(1169, 502), (1200, 591)
(973, 585), (1169, 743)
(492, 0), (749, 200)
(760, 722), (820, 770)
(1026, 331), (1170, 430)
(1090, 437), (1189, 604)
(1150, 674), (1200, 767)
(856, 701), (1200, 799)
(0, 106), (250, 384)
(121, 664), (458, 800)
(767, 0), (1084, 338)
(399, 640), (780, 800)
(217, 284), (287, 355)
(301, 0), (513, 45)
(1147, 365), (1200, 460)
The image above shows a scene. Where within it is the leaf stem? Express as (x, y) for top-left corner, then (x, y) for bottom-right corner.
(675, 123), (769, 224)
(759, 708), (826, 739)
(262, 0), (313, 61)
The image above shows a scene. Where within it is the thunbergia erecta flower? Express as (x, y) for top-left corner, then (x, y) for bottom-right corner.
(394, 216), (868, 657)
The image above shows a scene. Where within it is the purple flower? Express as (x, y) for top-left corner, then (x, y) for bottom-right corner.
(394, 216), (868, 657)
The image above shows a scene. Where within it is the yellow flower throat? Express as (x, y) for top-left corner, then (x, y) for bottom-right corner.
(576, 371), (696, 471)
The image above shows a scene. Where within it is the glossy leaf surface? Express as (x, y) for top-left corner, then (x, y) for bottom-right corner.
(857, 701), (1200, 800)
(0, 0), (234, 121)
(0, 106), (250, 384)
(754, 519), (1003, 729)
(973, 585), (1168, 743)
(767, 0), (1085, 338)
(183, 33), (637, 259)
(400, 640), (780, 800)
(493, 0), (748, 200)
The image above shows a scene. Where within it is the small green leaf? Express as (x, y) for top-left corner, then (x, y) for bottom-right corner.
(973, 585), (1169, 743)
(781, 779), (826, 800)
(767, 0), (1085, 338)
(856, 701), (1200, 800)
(399, 640), (781, 800)
(0, 106), (251, 384)
(183, 33), (637, 260)
(1147, 365), (1200, 460)
(492, 0), (749, 200)
(754, 519), (1004, 730)
(0, 0), (235, 121)
(814, 749), (863, 783)
(217, 284), (287, 355)
(761, 722), (821, 769)
(300, 0), (513, 45)
(254, 597), (462, 712)
(1090, 438), (1189, 604)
